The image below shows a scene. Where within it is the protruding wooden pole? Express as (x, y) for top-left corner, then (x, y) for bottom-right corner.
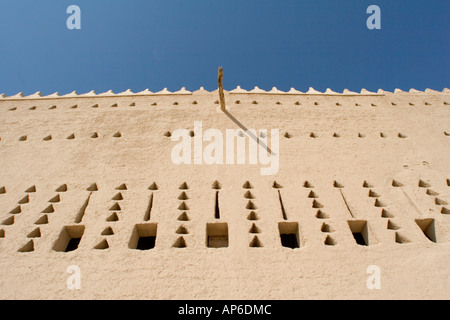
(218, 67), (226, 112)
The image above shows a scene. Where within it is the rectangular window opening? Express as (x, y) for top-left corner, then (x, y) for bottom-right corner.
(278, 222), (300, 249)
(206, 223), (228, 248)
(53, 225), (85, 252)
(129, 223), (157, 250)
(348, 220), (369, 246)
(415, 218), (436, 243)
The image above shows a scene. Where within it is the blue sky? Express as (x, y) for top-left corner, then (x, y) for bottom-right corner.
(0, 0), (448, 96)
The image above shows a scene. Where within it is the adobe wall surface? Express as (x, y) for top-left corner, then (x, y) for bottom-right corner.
(0, 87), (449, 299)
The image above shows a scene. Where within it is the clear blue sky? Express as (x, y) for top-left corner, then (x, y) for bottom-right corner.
(0, 0), (448, 96)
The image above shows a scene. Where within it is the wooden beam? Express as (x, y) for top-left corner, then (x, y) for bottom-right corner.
(218, 67), (226, 112)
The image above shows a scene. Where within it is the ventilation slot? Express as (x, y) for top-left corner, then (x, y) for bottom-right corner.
(172, 237), (187, 248)
(27, 227), (41, 238)
(312, 200), (324, 209)
(426, 189), (439, 196)
(112, 193), (123, 201)
(247, 211), (259, 221)
(101, 227), (114, 236)
(18, 240), (34, 253)
(418, 180), (431, 188)
(415, 219), (436, 243)
(110, 203), (121, 211)
(40, 203), (54, 213)
(144, 194), (153, 221)
(244, 191), (255, 199)
(273, 181), (283, 189)
(2, 216), (14, 226)
(49, 194), (60, 203)
(316, 210), (329, 219)
(53, 225), (85, 252)
(278, 190), (288, 220)
(246, 201), (257, 210)
(249, 236), (263, 248)
(178, 202), (189, 211)
(212, 180), (222, 190)
(249, 223), (261, 234)
(87, 183), (98, 192)
(75, 193), (91, 223)
(206, 223), (228, 248)
(179, 182), (189, 190)
(243, 181), (253, 189)
(117, 183), (127, 190)
(106, 212), (119, 222)
(348, 220), (369, 246)
(25, 185), (36, 193)
(10, 206), (22, 214)
(178, 212), (190, 221)
(395, 232), (410, 244)
(321, 223), (334, 233)
(94, 239), (109, 250)
(34, 215), (48, 225)
(374, 199), (386, 207)
(387, 220), (400, 230)
(278, 222), (299, 249)
(303, 181), (314, 188)
(324, 235), (337, 246)
(56, 184), (68, 192)
(176, 226), (189, 234)
(368, 190), (380, 198)
(308, 191), (318, 198)
(333, 181), (344, 188)
(149, 182), (159, 191)
(215, 191), (220, 219)
(363, 181), (374, 188)
(129, 223), (157, 250)
(392, 180), (404, 187)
